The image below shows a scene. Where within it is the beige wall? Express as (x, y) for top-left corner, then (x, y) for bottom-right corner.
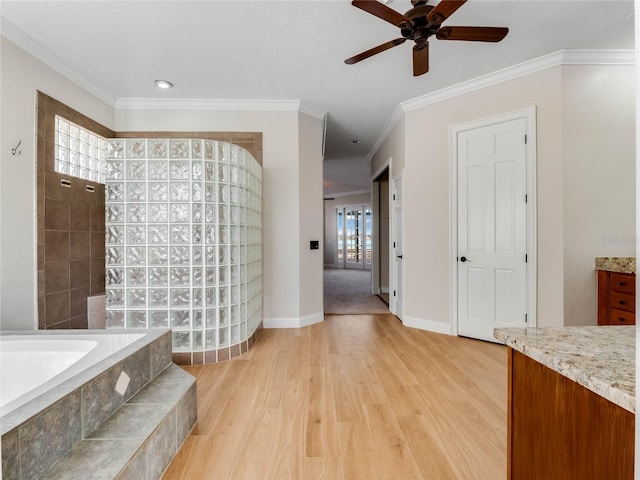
(375, 63), (634, 330)
(371, 116), (405, 178)
(323, 192), (372, 267)
(0, 38), (114, 330)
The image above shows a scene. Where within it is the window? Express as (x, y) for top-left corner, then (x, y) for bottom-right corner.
(55, 115), (107, 183)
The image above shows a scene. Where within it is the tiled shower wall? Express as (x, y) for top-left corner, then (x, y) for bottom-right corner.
(104, 138), (263, 364)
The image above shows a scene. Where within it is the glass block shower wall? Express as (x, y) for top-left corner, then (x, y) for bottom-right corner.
(104, 139), (262, 359)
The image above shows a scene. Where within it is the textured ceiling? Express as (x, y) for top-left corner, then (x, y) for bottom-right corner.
(0, 0), (635, 196)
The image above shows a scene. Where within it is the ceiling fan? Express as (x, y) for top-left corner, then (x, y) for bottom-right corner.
(345, 0), (508, 76)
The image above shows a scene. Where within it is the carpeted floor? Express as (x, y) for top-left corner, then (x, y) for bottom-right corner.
(323, 268), (389, 314)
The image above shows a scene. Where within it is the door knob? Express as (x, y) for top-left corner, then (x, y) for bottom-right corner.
(460, 256), (467, 262)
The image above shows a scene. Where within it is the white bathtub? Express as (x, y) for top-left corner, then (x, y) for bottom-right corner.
(0, 333), (145, 416)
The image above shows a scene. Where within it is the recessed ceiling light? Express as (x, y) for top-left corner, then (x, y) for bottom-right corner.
(350, 139), (360, 144)
(154, 80), (174, 89)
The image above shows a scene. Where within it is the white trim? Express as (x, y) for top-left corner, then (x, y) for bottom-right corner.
(324, 189), (370, 199)
(263, 312), (323, 329)
(449, 106), (537, 337)
(1, 18), (116, 106)
(368, 49), (634, 160)
(380, 287), (389, 294)
(402, 316), (452, 336)
(299, 103), (328, 121)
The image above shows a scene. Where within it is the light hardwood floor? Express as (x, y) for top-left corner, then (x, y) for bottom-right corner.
(162, 314), (507, 480)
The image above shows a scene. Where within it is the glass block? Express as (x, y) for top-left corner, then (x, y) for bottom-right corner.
(219, 266), (228, 285)
(171, 288), (190, 307)
(148, 226), (168, 245)
(230, 226), (239, 244)
(205, 329), (215, 348)
(126, 246), (146, 265)
(170, 267), (190, 286)
(127, 161), (146, 180)
(204, 183), (216, 202)
(170, 161), (190, 180)
(148, 246), (168, 266)
(106, 140), (124, 159)
(192, 204), (203, 223)
(230, 186), (238, 204)
(149, 182), (168, 202)
(107, 226), (124, 245)
(206, 308), (216, 328)
(106, 289), (124, 307)
(206, 288), (216, 307)
(192, 225), (202, 244)
(231, 325), (240, 344)
(241, 321), (247, 340)
(149, 289), (168, 308)
(193, 247), (203, 264)
(170, 183), (190, 202)
(149, 140), (168, 159)
(204, 161), (215, 181)
(193, 330), (203, 351)
(192, 141), (203, 160)
(126, 139), (146, 159)
(172, 331), (190, 351)
(218, 163), (228, 183)
(230, 265), (239, 284)
(192, 182), (203, 202)
(106, 246), (124, 265)
(149, 267), (168, 286)
(218, 225), (228, 244)
(231, 246), (239, 264)
(126, 311), (147, 329)
(107, 205), (124, 223)
(205, 226), (216, 245)
(219, 306), (229, 326)
(238, 168), (246, 186)
(106, 310), (124, 328)
(217, 143), (228, 163)
(127, 267), (146, 286)
(171, 310), (190, 329)
(218, 328), (229, 348)
(106, 267), (124, 286)
(149, 204), (168, 223)
(218, 185), (229, 203)
(231, 305), (240, 324)
(230, 165), (238, 185)
(205, 204), (215, 223)
(171, 225), (190, 244)
(205, 141), (215, 160)
(218, 205), (228, 224)
(170, 140), (190, 159)
(231, 286), (239, 304)
(149, 310), (168, 328)
(192, 160), (202, 179)
(218, 246), (228, 265)
(127, 289), (146, 308)
(127, 204), (146, 223)
(205, 246), (216, 264)
(126, 225), (146, 245)
(206, 267), (216, 286)
(170, 204), (189, 223)
(219, 287), (229, 307)
(193, 288), (203, 307)
(170, 246), (190, 265)
(148, 161), (168, 180)
(230, 145), (238, 165)
(106, 183), (124, 202)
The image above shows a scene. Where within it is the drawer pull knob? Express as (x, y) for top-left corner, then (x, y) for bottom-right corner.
(619, 282), (626, 286)
(619, 300), (626, 305)
(619, 317), (626, 322)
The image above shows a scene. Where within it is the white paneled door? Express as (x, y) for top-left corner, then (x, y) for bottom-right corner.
(457, 118), (528, 342)
(391, 176), (403, 320)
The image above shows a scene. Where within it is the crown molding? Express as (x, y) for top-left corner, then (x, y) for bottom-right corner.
(368, 48), (635, 160)
(324, 189), (370, 199)
(299, 102), (328, 120)
(1, 17), (116, 106)
(115, 97), (299, 111)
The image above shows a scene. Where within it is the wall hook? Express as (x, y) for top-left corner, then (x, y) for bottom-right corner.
(11, 140), (22, 156)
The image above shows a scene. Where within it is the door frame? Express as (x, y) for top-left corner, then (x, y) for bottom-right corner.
(371, 159), (391, 296)
(390, 171), (404, 320)
(449, 106), (537, 336)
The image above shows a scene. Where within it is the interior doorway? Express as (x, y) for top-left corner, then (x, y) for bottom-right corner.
(336, 204), (372, 270)
(372, 167), (390, 304)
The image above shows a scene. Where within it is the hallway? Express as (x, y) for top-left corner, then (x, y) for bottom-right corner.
(323, 269), (389, 315)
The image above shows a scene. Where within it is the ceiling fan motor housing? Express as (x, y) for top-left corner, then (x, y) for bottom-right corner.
(401, 4), (440, 45)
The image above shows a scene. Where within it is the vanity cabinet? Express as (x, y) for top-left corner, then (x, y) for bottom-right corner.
(597, 271), (636, 325)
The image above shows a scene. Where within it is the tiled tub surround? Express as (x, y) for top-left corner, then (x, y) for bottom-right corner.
(0, 329), (196, 480)
(105, 139), (263, 365)
(595, 256), (636, 274)
(494, 326), (635, 413)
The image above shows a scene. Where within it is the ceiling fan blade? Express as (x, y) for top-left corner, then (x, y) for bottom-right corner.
(413, 44), (429, 77)
(436, 26), (509, 42)
(345, 38), (406, 65)
(427, 0), (467, 25)
(352, 0), (412, 28)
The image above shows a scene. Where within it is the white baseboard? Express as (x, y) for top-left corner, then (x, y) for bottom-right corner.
(380, 287), (389, 294)
(402, 316), (453, 335)
(263, 312), (324, 329)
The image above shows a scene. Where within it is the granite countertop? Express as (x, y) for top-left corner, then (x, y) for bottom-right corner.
(595, 257), (635, 274)
(494, 326), (635, 413)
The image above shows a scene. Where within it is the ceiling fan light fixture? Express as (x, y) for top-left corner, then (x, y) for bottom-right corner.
(350, 139), (360, 144)
(154, 79), (174, 89)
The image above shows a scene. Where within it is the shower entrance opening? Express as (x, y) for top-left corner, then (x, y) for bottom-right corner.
(336, 204), (372, 270)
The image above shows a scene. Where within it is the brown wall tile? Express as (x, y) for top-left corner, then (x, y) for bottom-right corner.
(70, 259), (90, 289)
(95, 184), (105, 206)
(70, 314), (88, 329)
(44, 230), (69, 262)
(91, 257), (105, 286)
(91, 205), (105, 233)
(45, 291), (70, 325)
(45, 172), (74, 201)
(47, 319), (71, 330)
(70, 286), (91, 317)
(44, 199), (69, 230)
(91, 232), (105, 258)
(45, 261), (69, 293)
(74, 184), (97, 205)
(90, 282), (105, 296)
(70, 203), (90, 231)
(70, 231), (90, 259)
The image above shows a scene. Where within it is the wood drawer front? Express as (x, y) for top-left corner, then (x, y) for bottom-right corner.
(610, 291), (635, 313)
(611, 273), (635, 294)
(609, 308), (636, 325)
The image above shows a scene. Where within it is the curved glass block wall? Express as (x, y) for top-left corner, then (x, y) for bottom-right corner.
(104, 138), (262, 363)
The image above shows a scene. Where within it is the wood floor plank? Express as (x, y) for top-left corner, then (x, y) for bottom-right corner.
(163, 314), (507, 479)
